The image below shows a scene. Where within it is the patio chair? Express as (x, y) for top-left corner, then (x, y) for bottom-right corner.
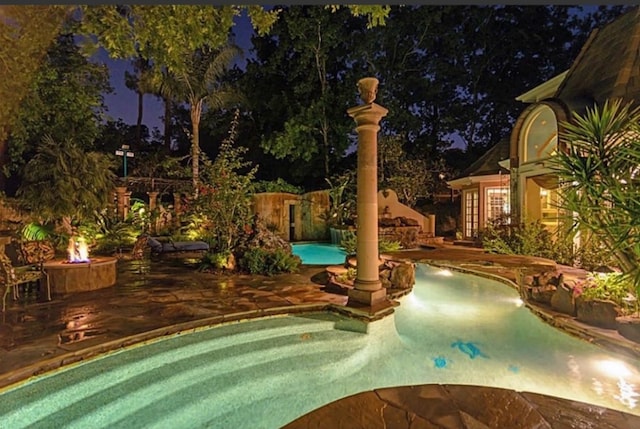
(0, 245), (51, 312)
(146, 236), (209, 256)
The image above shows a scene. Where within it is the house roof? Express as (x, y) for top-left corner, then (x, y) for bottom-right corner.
(516, 70), (568, 104)
(458, 137), (511, 179)
(555, 7), (640, 106)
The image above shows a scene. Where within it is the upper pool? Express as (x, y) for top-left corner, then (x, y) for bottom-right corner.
(1, 264), (639, 428)
(291, 242), (346, 265)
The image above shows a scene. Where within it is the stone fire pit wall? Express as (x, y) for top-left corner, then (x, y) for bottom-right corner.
(44, 257), (118, 295)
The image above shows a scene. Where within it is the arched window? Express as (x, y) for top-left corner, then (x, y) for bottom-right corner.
(521, 105), (558, 164)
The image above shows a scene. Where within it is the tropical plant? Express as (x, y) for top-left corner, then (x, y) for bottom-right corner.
(321, 172), (356, 228)
(238, 247), (300, 275)
(78, 209), (141, 255)
(340, 231), (402, 255)
(157, 44), (242, 195)
(17, 135), (117, 235)
(379, 239), (402, 253)
(552, 99), (640, 298)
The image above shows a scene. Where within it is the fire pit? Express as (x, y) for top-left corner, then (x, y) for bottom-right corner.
(43, 236), (117, 295)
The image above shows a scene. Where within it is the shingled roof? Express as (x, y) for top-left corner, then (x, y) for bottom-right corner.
(458, 137), (510, 179)
(555, 7), (640, 106)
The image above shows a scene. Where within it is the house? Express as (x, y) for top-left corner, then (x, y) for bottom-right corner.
(447, 138), (511, 240)
(449, 6), (640, 239)
(510, 6), (640, 229)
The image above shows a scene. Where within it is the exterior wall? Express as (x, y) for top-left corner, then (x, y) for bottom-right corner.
(509, 99), (570, 223)
(377, 189), (429, 232)
(252, 191), (329, 242)
(452, 175), (510, 240)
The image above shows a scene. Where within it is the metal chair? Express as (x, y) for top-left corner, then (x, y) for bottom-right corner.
(0, 252), (50, 312)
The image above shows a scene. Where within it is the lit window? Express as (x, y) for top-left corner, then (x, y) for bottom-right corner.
(485, 187), (510, 223)
(464, 190), (479, 238)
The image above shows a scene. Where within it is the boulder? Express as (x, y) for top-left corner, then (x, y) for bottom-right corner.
(616, 316), (640, 343)
(389, 261), (416, 290)
(550, 284), (576, 316)
(576, 298), (622, 329)
(530, 285), (556, 304)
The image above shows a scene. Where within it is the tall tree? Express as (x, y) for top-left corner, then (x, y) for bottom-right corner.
(160, 45), (242, 195)
(124, 55), (157, 147)
(244, 6), (369, 187)
(0, 5), (72, 188)
(0, 5), (389, 191)
(6, 31), (111, 194)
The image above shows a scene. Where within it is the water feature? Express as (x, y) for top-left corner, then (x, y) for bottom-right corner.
(1, 264), (639, 428)
(291, 242), (347, 265)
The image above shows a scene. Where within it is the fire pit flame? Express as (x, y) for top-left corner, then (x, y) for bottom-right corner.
(67, 236), (90, 263)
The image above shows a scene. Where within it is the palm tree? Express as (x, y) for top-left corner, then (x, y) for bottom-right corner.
(17, 135), (117, 235)
(553, 98), (640, 297)
(124, 55), (156, 147)
(157, 44), (242, 196)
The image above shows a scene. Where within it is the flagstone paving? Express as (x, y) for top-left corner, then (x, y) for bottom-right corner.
(1, 245), (639, 427)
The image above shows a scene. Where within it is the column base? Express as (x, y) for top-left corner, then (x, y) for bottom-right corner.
(348, 287), (386, 305)
(353, 278), (382, 292)
(344, 288), (397, 321)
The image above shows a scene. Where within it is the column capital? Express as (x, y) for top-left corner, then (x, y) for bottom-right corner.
(347, 103), (389, 127)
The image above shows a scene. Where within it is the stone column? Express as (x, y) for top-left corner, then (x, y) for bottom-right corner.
(115, 186), (131, 220)
(173, 192), (182, 227)
(347, 77), (388, 307)
(147, 191), (159, 211)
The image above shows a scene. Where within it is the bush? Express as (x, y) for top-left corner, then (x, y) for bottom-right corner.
(340, 231), (402, 254)
(239, 248), (301, 275)
(575, 272), (636, 314)
(339, 231), (357, 254)
(482, 215), (572, 263)
(199, 251), (234, 272)
(379, 239), (401, 253)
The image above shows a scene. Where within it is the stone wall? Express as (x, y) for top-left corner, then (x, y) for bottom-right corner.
(252, 191), (329, 242)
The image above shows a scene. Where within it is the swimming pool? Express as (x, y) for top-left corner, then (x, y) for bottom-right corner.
(1, 264), (639, 428)
(291, 242), (346, 265)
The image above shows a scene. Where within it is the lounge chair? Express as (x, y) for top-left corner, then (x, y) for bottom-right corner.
(146, 236), (210, 256)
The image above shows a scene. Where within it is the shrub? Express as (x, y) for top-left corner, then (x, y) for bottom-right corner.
(340, 231), (402, 254)
(379, 239), (401, 253)
(575, 272), (636, 314)
(239, 248), (301, 275)
(339, 231), (357, 254)
(482, 214), (572, 263)
(199, 251), (234, 272)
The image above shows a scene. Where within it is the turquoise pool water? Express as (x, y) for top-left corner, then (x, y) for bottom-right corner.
(291, 242), (346, 265)
(1, 264), (639, 428)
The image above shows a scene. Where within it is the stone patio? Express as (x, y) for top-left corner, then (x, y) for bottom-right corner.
(1, 245), (639, 428)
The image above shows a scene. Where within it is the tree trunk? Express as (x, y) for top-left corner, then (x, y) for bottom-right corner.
(191, 101), (202, 197)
